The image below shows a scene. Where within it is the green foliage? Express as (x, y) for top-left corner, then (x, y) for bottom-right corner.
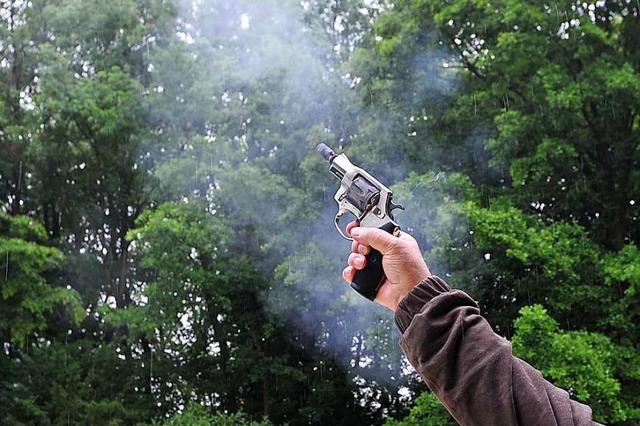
(601, 245), (640, 346)
(513, 305), (640, 423)
(2, 338), (157, 425)
(384, 391), (456, 426)
(0, 212), (83, 347)
(124, 198), (392, 424)
(150, 403), (272, 426)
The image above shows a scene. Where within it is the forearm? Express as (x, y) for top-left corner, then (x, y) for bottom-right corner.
(395, 276), (599, 426)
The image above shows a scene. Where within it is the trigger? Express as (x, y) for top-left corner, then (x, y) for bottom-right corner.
(334, 208), (355, 241)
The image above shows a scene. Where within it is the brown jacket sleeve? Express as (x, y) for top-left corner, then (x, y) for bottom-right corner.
(394, 276), (601, 426)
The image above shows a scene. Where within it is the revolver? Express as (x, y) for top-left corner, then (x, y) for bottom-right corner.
(316, 143), (403, 300)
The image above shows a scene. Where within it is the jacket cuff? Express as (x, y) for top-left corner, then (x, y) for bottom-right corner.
(394, 275), (451, 333)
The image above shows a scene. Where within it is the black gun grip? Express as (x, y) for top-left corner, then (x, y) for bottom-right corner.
(350, 222), (397, 301)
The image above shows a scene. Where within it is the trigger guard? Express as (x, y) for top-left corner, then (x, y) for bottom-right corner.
(334, 209), (358, 241)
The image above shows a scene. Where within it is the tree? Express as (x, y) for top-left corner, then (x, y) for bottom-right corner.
(1, 0), (184, 423)
(135, 1), (415, 421)
(0, 0), (49, 216)
(122, 199), (383, 425)
(0, 212), (82, 346)
(0, 212), (86, 424)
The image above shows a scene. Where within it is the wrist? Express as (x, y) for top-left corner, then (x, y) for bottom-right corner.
(383, 276), (430, 312)
(393, 276), (451, 332)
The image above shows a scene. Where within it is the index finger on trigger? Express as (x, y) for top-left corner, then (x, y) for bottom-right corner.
(346, 221), (359, 238)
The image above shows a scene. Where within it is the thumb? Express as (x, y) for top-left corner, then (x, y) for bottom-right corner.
(350, 226), (398, 255)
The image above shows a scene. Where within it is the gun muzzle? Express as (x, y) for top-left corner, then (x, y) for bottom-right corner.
(316, 143), (336, 163)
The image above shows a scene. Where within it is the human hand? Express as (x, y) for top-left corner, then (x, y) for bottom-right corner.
(342, 222), (431, 311)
